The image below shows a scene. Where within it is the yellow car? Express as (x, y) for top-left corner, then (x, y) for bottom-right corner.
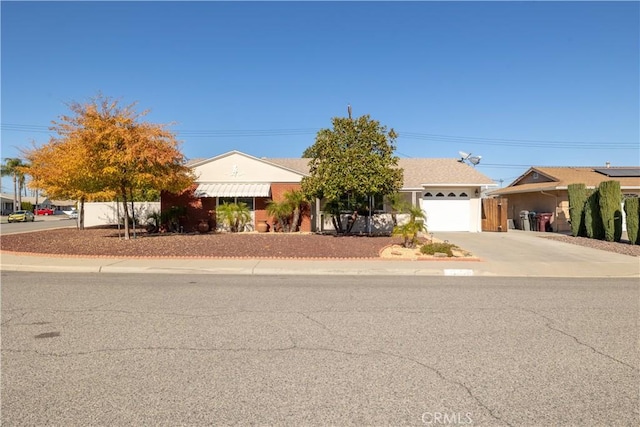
(7, 210), (35, 223)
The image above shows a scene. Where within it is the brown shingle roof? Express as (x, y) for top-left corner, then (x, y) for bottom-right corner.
(264, 158), (311, 175)
(397, 158), (496, 188)
(266, 157), (495, 188)
(491, 166), (640, 195)
(188, 151), (495, 188)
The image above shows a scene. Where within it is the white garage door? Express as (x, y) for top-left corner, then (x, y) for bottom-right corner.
(420, 192), (471, 232)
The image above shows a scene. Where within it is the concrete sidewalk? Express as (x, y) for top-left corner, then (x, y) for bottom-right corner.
(1, 230), (638, 277)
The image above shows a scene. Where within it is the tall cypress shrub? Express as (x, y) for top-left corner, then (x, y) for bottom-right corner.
(567, 183), (587, 237)
(598, 180), (622, 242)
(584, 190), (604, 240)
(623, 197), (639, 245)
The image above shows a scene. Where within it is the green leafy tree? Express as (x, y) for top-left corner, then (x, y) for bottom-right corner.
(598, 180), (622, 242)
(301, 114), (403, 234)
(623, 197), (639, 245)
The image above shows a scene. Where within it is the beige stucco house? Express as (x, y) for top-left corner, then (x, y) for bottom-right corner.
(489, 166), (640, 232)
(162, 151), (496, 233)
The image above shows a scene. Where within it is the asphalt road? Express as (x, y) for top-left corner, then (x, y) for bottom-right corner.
(0, 215), (76, 235)
(2, 273), (638, 426)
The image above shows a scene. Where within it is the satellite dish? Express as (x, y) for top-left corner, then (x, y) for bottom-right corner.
(457, 151), (481, 166)
(458, 151), (470, 163)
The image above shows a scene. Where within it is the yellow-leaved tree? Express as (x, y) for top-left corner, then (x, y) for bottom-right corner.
(26, 94), (195, 239)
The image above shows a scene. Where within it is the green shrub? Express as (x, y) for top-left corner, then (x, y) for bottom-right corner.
(598, 180), (622, 242)
(567, 183), (588, 237)
(216, 202), (251, 232)
(21, 201), (34, 212)
(392, 206), (427, 248)
(584, 190), (604, 240)
(624, 197), (639, 245)
(419, 242), (457, 257)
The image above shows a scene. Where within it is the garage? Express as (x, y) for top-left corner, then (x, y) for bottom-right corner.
(420, 189), (474, 232)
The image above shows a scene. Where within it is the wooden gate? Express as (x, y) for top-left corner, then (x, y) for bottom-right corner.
(482, 198), (508, 232)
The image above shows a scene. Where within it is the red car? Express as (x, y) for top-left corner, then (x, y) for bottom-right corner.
(35, 207), (54, 215)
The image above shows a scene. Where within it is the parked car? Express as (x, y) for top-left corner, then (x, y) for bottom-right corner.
(7, 210), (35, 223)
(63, 209), (78, 219)
(35, 207), (55, 215)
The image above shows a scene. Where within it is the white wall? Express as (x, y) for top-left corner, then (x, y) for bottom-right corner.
(195, 152), (303, 183)
(81, 202), (161, 228)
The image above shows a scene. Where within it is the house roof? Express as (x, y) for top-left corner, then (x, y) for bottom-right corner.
(490, 166), (640, 195)
(187, 151), (495, 189)
(396, 158), (496, 188)
(266, 157), (495, 189)
(265, 158), (311, 175)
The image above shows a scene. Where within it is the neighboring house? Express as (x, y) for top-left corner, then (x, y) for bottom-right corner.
(0, 193), (43, 214)
(0, 193), (14, 215)
(0, 193), (77, 215)
(162, 150), (496, 233)
(489, 166), (640, 232)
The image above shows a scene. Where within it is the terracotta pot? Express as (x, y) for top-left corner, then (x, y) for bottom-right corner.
(256, 220), (270, 233)
(197, 220), (210, 233)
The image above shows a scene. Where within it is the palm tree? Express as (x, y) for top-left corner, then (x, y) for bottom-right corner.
(386, 192), (411, 227)
(216, 202), (251, 232)
(266, 199), (293, 232)
(283, 189), (309, 232)
(1, 158), (25, 212)
(392, 205), (427, 248)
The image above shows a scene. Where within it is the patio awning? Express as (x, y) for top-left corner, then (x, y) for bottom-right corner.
(194, 183), (271, 198)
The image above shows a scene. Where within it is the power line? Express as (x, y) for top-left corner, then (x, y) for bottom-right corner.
(1, 122), (637, 148)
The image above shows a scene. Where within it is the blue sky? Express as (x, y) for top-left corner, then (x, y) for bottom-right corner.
(2, 0), (638, 193)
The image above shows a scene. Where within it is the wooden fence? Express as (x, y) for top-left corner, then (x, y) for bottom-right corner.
(482, 198), (508, 232)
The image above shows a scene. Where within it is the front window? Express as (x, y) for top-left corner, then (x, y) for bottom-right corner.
(218, 197), (254, 210)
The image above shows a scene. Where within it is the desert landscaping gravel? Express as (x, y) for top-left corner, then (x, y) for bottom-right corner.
(1, 226), (639, 259)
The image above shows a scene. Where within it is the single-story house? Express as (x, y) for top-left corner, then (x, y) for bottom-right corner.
(488, 166), (640, 232)
(162, 150), (497, 233)
(0, 193), (76, 215)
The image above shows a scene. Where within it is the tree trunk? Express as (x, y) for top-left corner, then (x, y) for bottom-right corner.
(121, 187), (130, 240)
(79, 197), (85, 230)
(12, 173), (17, 212)
(332, 214), (344, 234)
(17, 178), (23, 210)
(291, 207), (301, 232)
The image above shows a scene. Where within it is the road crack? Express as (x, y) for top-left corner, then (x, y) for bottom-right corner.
(518, 307), (637, 371)
(377, 350), (514, 427)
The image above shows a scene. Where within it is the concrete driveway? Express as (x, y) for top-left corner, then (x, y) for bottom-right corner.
(432, 230), (640, 278)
